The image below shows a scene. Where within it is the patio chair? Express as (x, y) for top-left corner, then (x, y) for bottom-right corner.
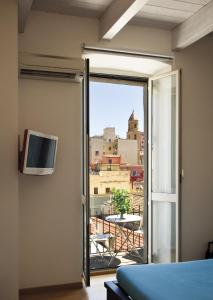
(134, 216), (144, 234)
(90, 233), (114, 254)
(128, 216), (144, 261)
(90, 219), (115, 266)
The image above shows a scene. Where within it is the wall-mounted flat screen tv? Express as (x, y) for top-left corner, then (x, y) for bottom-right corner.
(20, 129), (58, 175)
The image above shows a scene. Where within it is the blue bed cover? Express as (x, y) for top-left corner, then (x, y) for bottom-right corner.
(117, 259), (213, 300)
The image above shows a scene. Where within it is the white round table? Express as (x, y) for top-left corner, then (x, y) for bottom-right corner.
(105, 214), (142, 224)
(105, 214), (143, 261)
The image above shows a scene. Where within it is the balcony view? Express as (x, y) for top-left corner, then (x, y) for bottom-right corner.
(89, 80), (145, 270)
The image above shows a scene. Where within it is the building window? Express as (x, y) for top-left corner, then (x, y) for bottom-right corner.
(134, 134), (137, 140)
(108, 159), (112, 164)
(106, 187), (110, 194)
(109, 147), (111, 151)
(95, 150), (99, 156)
(107, 165), (112, 171)
(134, 124), (137, 128)
(109, 139), (111, 142)
(94, 187), (98, 194)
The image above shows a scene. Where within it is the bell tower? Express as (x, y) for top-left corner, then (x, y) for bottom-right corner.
(127, 110), (138, 139)
(127, 111), (142, 164)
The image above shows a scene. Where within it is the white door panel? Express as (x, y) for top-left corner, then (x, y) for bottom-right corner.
(148, 70), (180, 264)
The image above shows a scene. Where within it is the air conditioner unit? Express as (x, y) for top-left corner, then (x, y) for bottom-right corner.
(19, 52), (84, 82)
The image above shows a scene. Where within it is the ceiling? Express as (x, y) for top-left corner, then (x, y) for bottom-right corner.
(32, 0), (212, 29)
(133, 0), (212, 29)
(32, 0), (113, 19)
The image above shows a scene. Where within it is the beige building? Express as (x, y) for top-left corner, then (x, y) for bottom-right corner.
(103, 127), (116, 142)
(90, 170), (131, 195)
(117, 139), (138, 165)
(90, 120), (141, 165)
(90, 127), (117, 163)
(90, 136), (104, 164)
(103, 127), (116, 155)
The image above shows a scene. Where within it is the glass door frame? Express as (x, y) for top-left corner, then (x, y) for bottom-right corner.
(89, 73), (149, 269)
(148, 70), (180, 264)
(82, 59), (90, 286)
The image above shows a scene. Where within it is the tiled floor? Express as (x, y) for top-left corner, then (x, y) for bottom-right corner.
(87, 274), (116, 300)
(90, 249), (144, 270)
(19, 274), (116, 300)
(90, 242), (144, 270)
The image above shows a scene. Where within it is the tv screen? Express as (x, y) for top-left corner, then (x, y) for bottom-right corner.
(20, 130), (58, 175)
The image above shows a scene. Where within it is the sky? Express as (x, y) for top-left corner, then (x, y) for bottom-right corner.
(90, 81), (144, 138)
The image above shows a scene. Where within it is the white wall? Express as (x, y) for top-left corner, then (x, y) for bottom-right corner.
(0, 1), (18, 299)
(174, 33), (213, 261)
(19, 78), (82, 288)
(19, 10), (172, 58)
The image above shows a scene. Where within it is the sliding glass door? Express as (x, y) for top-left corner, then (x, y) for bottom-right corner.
(148, 71), (180, 263)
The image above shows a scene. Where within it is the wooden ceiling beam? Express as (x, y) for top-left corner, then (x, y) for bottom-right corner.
(100, 0), (149, 40)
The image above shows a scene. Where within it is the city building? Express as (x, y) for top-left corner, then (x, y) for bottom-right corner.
(117, 138), (138, 165)
(89, 136), (104, 164)
(90, 112), (143, 166)
(120, 164), (144, 187)
(90, 169), (131, 196)
(90, 112), (144, 210)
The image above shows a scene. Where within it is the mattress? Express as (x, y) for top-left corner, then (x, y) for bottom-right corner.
(117, 259), (213, 300)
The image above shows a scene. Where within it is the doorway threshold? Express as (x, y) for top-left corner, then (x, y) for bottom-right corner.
(90, 268), (116, 277)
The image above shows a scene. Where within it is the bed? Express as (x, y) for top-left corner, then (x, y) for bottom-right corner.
(104, 259), (213, 300)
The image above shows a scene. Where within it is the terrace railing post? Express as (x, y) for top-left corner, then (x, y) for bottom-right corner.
(133, 230), (135, 246)
(115, 225), (117, 252)
(96, 216), (97, 231)
(121, 228), (123, 252)
(127, 228), (128, 252)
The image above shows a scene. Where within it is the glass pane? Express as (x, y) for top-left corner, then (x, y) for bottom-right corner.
(89, 80), (147, 270)
(151, 74), (176, 194)
(151, 201), (176, 263)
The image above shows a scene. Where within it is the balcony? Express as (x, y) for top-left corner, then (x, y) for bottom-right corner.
(90, 193), (145, 270)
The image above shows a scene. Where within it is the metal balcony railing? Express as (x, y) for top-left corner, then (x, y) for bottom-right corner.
(90, 205), (144, 254)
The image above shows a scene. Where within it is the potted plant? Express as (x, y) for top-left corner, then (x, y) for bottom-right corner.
(111, 188), (131, 219)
